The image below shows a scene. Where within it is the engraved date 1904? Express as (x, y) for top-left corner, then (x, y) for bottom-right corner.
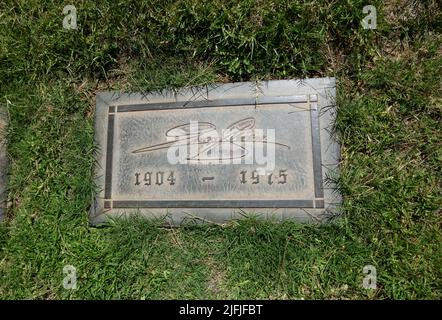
(135, 171), (176, 186)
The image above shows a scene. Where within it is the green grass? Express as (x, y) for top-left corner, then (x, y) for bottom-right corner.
(0, 0), (441, 299)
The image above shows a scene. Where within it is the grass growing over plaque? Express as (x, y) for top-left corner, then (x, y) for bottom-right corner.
(0, 0), (441, 298)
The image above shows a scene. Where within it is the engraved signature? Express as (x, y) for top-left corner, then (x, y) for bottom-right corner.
(132, 118), (289, 161)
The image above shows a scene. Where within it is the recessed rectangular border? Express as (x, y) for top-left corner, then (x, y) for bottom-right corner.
(104, 113), (114, 199)
(103, 95), (323, 209)
(112, 200), (314, 208)
(116, 95), (309, 112)
(310, 98), (324, 199)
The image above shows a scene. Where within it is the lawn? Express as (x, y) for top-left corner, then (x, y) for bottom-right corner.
(0, 0), (441, 299)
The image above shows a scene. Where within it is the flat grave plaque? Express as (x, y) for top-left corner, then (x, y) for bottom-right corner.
(90, 78), (340, 225)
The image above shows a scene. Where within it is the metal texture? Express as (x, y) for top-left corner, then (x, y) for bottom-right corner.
(90, 78), (340, 225)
